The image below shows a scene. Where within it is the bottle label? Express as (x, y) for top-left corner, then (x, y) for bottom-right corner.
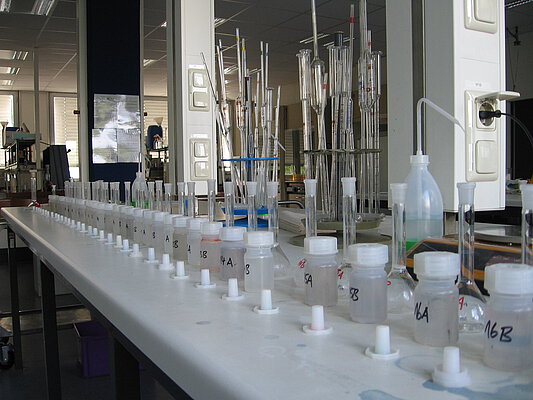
(298, 258), (306, 269)
(221, 256), (234, 268)
(200, 250), (208, 259)
(165, 235), (170, 243)
(414, 302), (429, 323)
(304, 273), (313, 287)
(173, 239), (179, 249)
(484, 320), (513, 343)
(245, 263), (250, 275)
(350, 287), (359, 301)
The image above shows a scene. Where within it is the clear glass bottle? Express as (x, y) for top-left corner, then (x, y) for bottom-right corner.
(387, 183), (416, 314)
(224, 181), (235, 227)
(200, 221), (223, 273)
(339, 177), (357, 294)
(483, 263), (533, 371)
(173, 216), (190, 262)
(413, 251), (460, 347)
(304, 236), (338, 307)
(220, 226), (246, 281)
(348, 243), (388, 323)
(456, 182), (485, 333)
(520, 184), (533, 266)
(187, 217), (208, 268)
(246, 181), (258, 231)
(244, 231), (275, 293)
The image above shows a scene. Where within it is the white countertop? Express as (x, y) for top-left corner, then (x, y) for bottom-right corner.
(3, 207), (532, 400)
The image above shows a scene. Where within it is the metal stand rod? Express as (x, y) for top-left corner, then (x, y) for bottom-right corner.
(40, 261), (62, 400)
(111, 336), (140, 400)
(7, 227), (22, 369)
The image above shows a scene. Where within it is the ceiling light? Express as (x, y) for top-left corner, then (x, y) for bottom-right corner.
(224, 65), (238, 74)
(143, 59), (157, 67)
(299, 32), (330, 44)
(506, 0), (533, 8)
(12, 51), (28, 60)
(0, 0), (11, 13)
(0, 67), (10, 74)
(8, 67), (19, 75)
(214, 18), (227, 28)
(0, 80), (13, 86)
(31, 0), (56, 16)
(160, 21), (167, 28)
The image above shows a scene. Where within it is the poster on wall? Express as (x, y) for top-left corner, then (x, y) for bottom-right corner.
(92, 94), (141, 164)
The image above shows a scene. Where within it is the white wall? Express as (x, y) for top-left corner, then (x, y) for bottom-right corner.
(506, 31), (533, 99)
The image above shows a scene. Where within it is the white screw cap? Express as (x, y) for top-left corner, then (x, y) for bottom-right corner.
(187, 217), (209, 231)
(485, 263), (533, 295)
(92, 227), (99, 237)
(348, 243), (388, 266)
(414, 251), (460, 278)
(173, 216), (190, 228)
(245, 231), (274, 247)
(87, 225), (93, 235)
(222, 278), (244, 301)
(220, 226), (246, 241)
(432, 346), (471, 388)
(304, 236), (338, 255)
(195, 269), (216, 288)
(303, 305), (332, 335)
(253, 289), (279, 314)
(201, 221), (223, 236)
(365, 325), (400, 360)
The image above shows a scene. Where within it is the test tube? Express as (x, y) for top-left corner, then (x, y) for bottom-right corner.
(207, 178), (216, 222)
(246, 181), (258, 231)
(224, 181), (235, 227)
(187, 182), (196, 217)
(164, 183), (172, 214)
(177, 182), (186, 215)
(155, 180), (163, 211)
(29, 169), (38, 206)
(456, 182), (485, 332)
(124, 181), (131, 206)
(387, 183), (416, 315)
(147, 181), (155, 210)
(304, 179), (317, 237)
(267, 181), (279, 242)
(521, 184), (533, 266)
(341, 177), (357, 261)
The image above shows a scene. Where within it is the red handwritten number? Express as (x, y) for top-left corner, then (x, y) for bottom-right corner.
(337, 268), (344, 279)
(387, 280), (391, 286)
(459, 296), (465, 311)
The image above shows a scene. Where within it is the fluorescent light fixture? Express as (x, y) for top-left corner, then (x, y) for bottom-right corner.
(214, 17), (227, 28)
(0, 67), (10, 74)
(8, 67), (19, 75)
(506, 0), (533, 8)
(143, 59), (157, 67)
(13, 51), (28, 60)
(0, 79), (13, 86)
(0, 0), (11, 13)
(223, 65), (238, 74)
(31, 0), (56, 16)
(160, 21), (167, 28)
(300, 32), (329, 44)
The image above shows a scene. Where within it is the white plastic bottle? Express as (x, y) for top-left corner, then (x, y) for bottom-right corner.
(199, 222), (223, 273)
(163, 214), (176, 257)
(413, 251), (460, 347)
(404, 154), (443, 251)
(173, 216), (190, 262)
(304, 236), (338, 307)
(187, 217), (208, 268)
(142, 210), (156, 247)
(151, 211), (167, 252)
(220, 226), (246, 281)
(244, 231), (275, 293)
(348, 243), (388, 323)
(483, 263), (533, 371)
(132, 208), (144, 244)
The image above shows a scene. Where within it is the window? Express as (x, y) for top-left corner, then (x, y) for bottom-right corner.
(144, 97), (168, 146)
(0, 92), (17, 166)
(52, 95), (79, 179)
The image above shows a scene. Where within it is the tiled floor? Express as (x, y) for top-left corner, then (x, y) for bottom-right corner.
(0, 247), (174, 400)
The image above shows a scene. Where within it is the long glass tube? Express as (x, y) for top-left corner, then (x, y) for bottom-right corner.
(456, 182), (485, 333)
(155, 180), (163, 211)
(304, 179), (317, 237)
(187, 182), (196, 217)
(224, 181), (235, 227)
(246, 181), (257, 231)
(29, 169), (38, 207)
(164, 183), (172, 214)
(267, 181), (279, 241)
(521, 184), (533, 266)
(341, 177), (357, 261)
(207, 178), (216, 222)
(387, 183), (416, 314)
(297, 49), (314, 179)
(147, 181), (155, 210)
(124, 181), (131, 206)
(177, 182), (186, 215)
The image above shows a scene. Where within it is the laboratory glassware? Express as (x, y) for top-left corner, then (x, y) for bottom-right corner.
(187, 182), (196, 218)
(163, 183), (172, 214)
(304, 236), (338, 307)
(296, 49), (314, 179)
(521, 184), (533, 265)
(413, 251), (460, 347)
(268, 181), (290, 278)
(483, 263), (533, 371)
(177, 182), (186, 216)
(387, 183), (416, 314)
(224, 181), (235, 227)
(304, 179), (318, 237)
(246, 181), (258, 231)
(244, 231), (275, 293)
(338, 177), (357, 293)
(207, 179), (216, 222)
(124, 181), (131, 206)
(348, 243), (388, 324)
(28, 169), (39, 207)
(456, 182), (485, 333)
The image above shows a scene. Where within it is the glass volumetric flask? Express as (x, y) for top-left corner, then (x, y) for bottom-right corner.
(387, 183), (416, 314)
(456, 182), (486, 333)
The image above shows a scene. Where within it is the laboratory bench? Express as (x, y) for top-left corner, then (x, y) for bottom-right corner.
(3, 206), (532, 400)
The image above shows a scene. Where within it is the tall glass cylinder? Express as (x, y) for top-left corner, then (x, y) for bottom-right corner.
(207, 178), (216, 222)
(304, 179), (317, 237)
(147, 181), (155, 210)
(177, 182), (186, 215)
(164, 183), (172, 214)
(187, 182), (196, 217)
(341, 177), (357, 261)
(155, 180), (163, 211)
(246, 181), (258, 231)
(456, 182), (485, 333)
(124, 181), (131, 206)
(387, 183), (416, 314)
(521, 184), (533, 266)
(29, 169), (38, 207)
(267, 181), (279, 241)
(224, 181), (235, 227)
